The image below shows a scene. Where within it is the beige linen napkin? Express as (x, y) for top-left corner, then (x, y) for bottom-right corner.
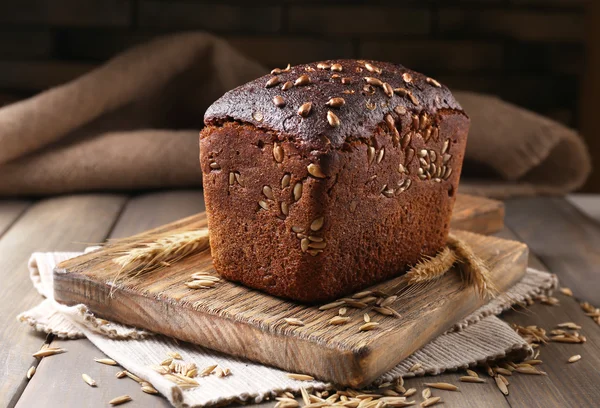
(0, 33), (591, 197)
(18, 250), (557, 408)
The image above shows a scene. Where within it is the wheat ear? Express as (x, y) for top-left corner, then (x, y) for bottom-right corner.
(403, 246), (458, 285)
(447, 233), (498, 299)
(111, 228), (210, 287)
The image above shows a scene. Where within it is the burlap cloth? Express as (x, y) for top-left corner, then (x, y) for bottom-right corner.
(0, 32), (591, 198)
(18, 249), (557, 407)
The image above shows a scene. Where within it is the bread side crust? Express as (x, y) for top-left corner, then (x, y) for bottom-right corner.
(199, 105), (468, 303)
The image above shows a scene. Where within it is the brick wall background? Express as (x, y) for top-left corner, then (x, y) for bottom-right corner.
(0, 0), (595, 188)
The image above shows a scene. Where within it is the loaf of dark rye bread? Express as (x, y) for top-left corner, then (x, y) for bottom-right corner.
(200, 60), (469, 303)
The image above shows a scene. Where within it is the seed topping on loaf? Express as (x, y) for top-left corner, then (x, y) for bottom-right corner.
(204, 60), (463, 150)
(202, 60), (467, 259)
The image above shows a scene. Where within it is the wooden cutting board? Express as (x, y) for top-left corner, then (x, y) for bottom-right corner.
(54, 194), (520, 388)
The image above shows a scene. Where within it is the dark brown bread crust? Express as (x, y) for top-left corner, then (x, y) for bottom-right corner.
(200, 60), (469, 303)
(204, 60), (463, 150)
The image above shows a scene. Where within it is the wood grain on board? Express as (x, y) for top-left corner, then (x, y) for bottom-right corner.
(54, 218), (527, 387)
(451, 194), (504, 234)
(0, 195), (127, 408)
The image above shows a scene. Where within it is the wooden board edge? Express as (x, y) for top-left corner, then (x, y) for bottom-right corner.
(351, 233), (528, 387)
(53, 232), (529, 387)
(53, 266), (369, 384)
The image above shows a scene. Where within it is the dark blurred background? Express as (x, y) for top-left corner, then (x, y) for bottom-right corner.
(0, 0), (598, 191)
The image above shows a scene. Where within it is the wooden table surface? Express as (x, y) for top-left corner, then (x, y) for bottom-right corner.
(1, 190), (599, 408)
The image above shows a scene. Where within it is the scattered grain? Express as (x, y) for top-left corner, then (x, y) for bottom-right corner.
(287, 373), (314, 381)
(466, 369), (478, 378)
(421, 396), (441, 407)
(380, 296), (397, 308)
(330, 316), (351, 325)
(26, 366), (35, 380)
(460, 376), (485, 383)
(318, 300), (345, 311)
(373, 307), (396, 317)
(344, 300), (368, 309)
(200, 364), (218, 376)
(558, 322), (581, 330)
(359, 322), (379, 332)
(494, 367), (512, 376)
(284, 318), (305, 326)
(568, 354), (581, 363)
(32, 348), (66, 358)
(424, 382), (458, 391)
(495, 376), (509, 395)
(142, 385), (159, 394)
(94, 358), (117, 366)
(515, 366), (546, 375)
(560, 287), (573, 296)
(109, 395), (132, 406)
(186, 281), (212, 289)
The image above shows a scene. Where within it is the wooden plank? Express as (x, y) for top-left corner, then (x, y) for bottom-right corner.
(451, 194), (504, 235)
(0, 195), (126, 408)
(494, 227), (547, 271)
(0, 200), (30, 238)
(495, 226), (600, 407)
(567, 194), (600, 224)
(17, 191), (205, 408)
(501, 293), (600, 407)
(54, 225), (527, 388)
(109, 190), (206, 239)
(504, 197), (600, 304)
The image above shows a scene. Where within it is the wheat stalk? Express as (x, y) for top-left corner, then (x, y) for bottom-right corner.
(447, 233), (498, 299)
(403, 246), (458, 285)
(110, 228), (210, 288)
(401, 233), (497, 300)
